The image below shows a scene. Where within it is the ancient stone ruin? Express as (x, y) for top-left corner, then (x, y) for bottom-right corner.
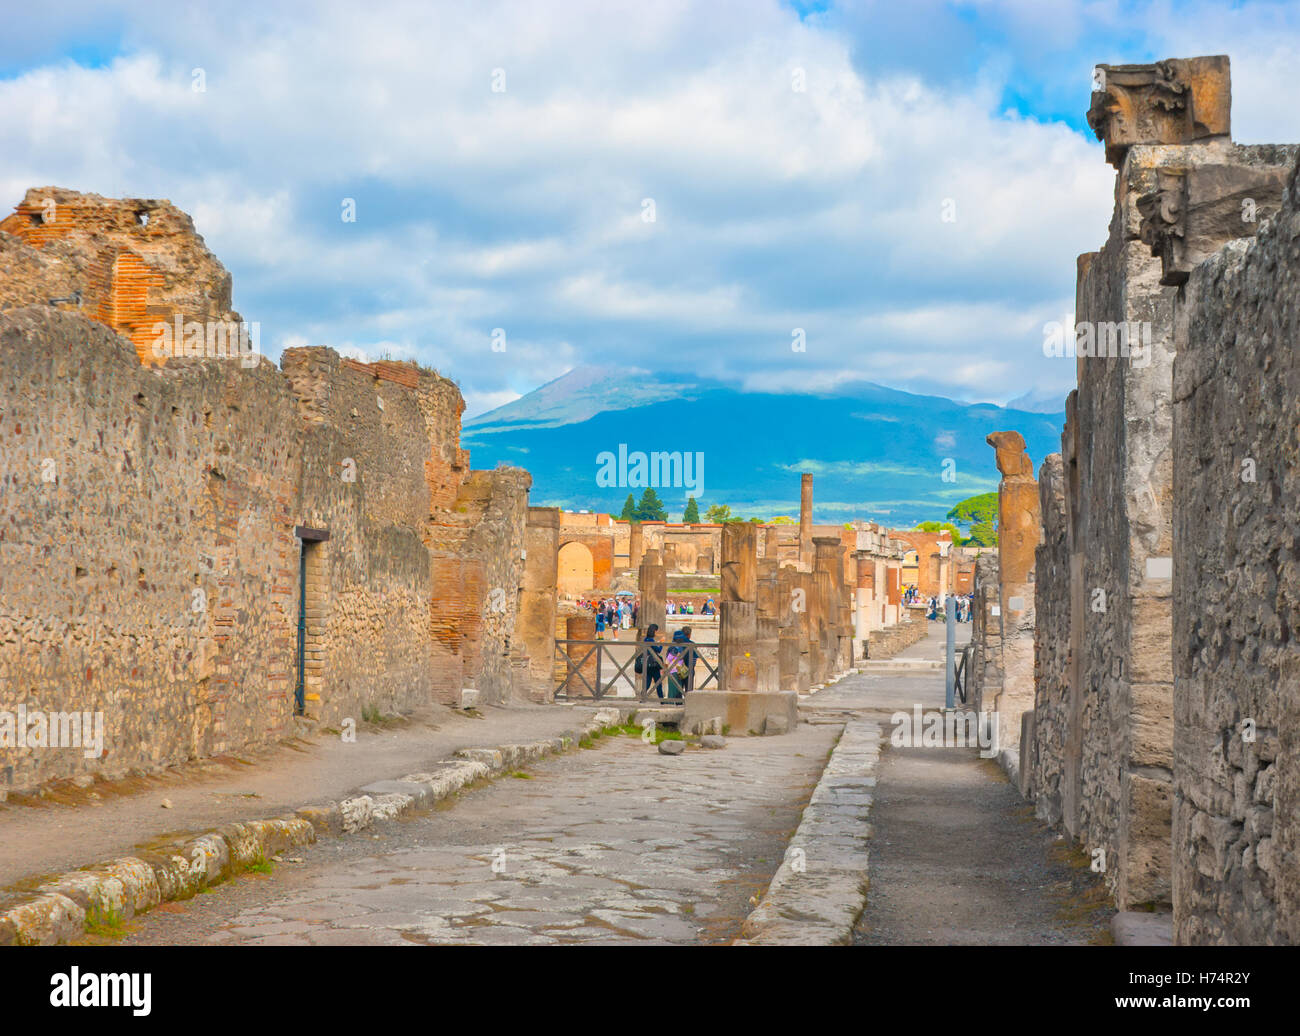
(0, 189), (551, 795)
(970, 55), (1300, 943)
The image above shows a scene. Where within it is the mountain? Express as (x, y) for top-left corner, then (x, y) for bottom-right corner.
(463, 366), (1065, 527)
(1006, 387), (1070, 414)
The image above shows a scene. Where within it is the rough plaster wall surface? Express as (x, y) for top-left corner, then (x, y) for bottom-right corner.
(0, 305), (504, 793)
(1172, 156), (1300, 944)
(1033, 453), (1069, 826)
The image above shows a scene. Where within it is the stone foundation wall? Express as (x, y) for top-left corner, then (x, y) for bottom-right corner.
(1171, 155), (1300, 944)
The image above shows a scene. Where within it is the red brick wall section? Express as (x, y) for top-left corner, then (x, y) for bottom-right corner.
(429, 556), (486, 704)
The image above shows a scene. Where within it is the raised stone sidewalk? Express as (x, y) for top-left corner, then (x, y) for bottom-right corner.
(0, 708), (620, 945)
(737, 718), (881, 945)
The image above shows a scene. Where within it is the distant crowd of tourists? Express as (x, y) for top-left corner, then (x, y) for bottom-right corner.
(922, 592), (974, 623)
(577, 596), (715, 639)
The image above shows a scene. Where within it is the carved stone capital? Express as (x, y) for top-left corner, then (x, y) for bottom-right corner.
(1137, 159), (1293, 285)
(1088, 56), (1231, 167)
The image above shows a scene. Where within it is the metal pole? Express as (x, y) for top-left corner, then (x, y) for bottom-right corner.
(944, 595), (956, 709)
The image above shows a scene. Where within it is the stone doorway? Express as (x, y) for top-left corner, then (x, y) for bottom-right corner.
(294, 526), (329, 716)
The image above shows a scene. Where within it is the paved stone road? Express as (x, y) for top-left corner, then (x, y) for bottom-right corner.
(853, 744), (1111, 945)
(123, 724), (838, 945)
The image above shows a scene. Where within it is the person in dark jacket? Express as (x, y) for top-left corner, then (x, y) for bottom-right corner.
(638, 624), (664, 698)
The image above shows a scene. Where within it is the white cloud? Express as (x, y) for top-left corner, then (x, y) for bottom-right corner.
(1, 0), (1294, 413)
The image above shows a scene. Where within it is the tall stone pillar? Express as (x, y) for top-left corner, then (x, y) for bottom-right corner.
(763, 524), (779, 561)
(719, 522), (757, 691)
(776, 565), (802, 692)
(683, 521), (800, 735)
(986, 431), (1040, 761)
(854, 554), (875, 640)
(799, 473), (813, 568)
(885, 563), (901, 625)
(813, 536), (846, 679)
(521, 507), (560, 701)
(754, 559), (781, 691)
(638, 548), (665, 637)
(628, 522), (643, 570)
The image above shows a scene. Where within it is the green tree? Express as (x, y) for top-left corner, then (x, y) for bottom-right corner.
(704, 503), (733, 523)
(946, 491), (998, 528)
(618, 493), (636, 522)
(966, 520), (998, 547)
(682, 496), (700, 523)
(768, 515), (797, 525)
(634, 487), (668, 522)
(915, 520), (965, 547)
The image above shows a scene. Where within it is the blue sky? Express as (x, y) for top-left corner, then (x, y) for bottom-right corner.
(3, 0), (1298, 416)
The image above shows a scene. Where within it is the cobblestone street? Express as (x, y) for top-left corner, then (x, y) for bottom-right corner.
(123, 725), (838, 945)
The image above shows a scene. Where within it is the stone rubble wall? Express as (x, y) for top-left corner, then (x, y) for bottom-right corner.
(1017, 56), (1300, 939)
(1171, 155), (1300, 944)
(0, 187), (242, 365)
(969, 553), (1001, 713)
(1030, 453), (1068, 823)
(0, 304), (531, 794)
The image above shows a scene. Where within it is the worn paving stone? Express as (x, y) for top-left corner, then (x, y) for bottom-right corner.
(123, 727), (838, 945)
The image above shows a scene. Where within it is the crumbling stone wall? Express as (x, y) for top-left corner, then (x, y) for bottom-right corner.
(0, 190), (539, 793)
(1032, 453), (1069, 826)
(1171, 154), (1300, 944)
(0, 187), (242, 366)
(969, 553), (1001, 712)
(1017, 57), (1297, 935)
(0, 310), (436, 791)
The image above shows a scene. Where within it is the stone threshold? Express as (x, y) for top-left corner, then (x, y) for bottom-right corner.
(0, 708), (622, 946)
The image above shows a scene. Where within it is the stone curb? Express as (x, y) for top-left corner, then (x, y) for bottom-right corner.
(735, 719), (881, 946)
(0, 707), (620, 946)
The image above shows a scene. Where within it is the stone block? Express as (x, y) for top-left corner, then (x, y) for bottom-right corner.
(682, 690), (799, 737)
(658, 740), (685, 756)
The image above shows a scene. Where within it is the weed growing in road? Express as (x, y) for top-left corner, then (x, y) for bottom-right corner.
(508, 771), (533, 779)
(83, 904), (129, 940)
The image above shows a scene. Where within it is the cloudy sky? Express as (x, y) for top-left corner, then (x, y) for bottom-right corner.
(3, 0), (1298, 416)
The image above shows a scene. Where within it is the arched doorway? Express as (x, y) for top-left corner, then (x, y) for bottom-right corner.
(558, 541), (595, 595)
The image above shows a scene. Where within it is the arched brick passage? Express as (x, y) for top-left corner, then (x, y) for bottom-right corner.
(558, 541), (595, 594)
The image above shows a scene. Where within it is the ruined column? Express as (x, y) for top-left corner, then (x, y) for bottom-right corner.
(719, 522), (757, 691)
(628, 522), (644, 570)
(985, 431), (1039, 761)
(754, 558), (781, 691)
(521, 507), (560, 701)
(776, 564), (803, 692)
(763, 524), (779, 561)
(813, 536), (846, 679)
(799, 473), (813, 568)
(638, 548), (665, 637)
